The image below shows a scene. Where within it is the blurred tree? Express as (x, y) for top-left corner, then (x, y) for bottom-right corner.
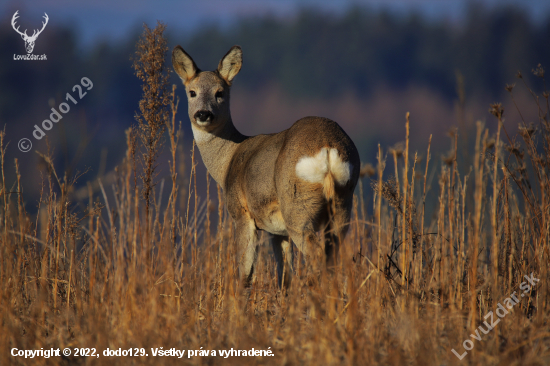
(0, 5), (548, 203)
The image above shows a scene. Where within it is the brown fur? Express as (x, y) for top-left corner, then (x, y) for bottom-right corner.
(323, 172), (335, 200)
(172, 45), (360, 288)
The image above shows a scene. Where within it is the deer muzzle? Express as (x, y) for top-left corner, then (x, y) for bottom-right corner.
(194, 110), (214, 125)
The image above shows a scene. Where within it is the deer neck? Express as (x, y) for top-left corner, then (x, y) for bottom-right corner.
(191, 117), (247, 187)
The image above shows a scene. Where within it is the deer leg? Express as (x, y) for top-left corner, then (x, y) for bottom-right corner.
(324, 230), (338, 271)
(271, 235), (293, 289)
(289, 227), (324, 285)
(236, 219), (259, 287)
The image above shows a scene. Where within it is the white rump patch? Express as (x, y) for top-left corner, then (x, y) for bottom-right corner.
(296, 148), (329, 183)
(295, 147), (351, 185)
(328, 148), (351, 184)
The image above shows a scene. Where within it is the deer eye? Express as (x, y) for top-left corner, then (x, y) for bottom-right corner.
(189, 90), (196, 98)
(215, 91), (223, 99)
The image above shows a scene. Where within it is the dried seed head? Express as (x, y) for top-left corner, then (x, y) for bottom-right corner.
(360, 163), (376, 178)
(389, 142), (405, 159)
(505, 83), (515, 92)
(505, 142), (524, 160)
(489, 103), (504, 119)
(516, 71), (523, 79)
(447, 128), (456, 138)
(371, 176), (401, 212)
(485, 137), (495, 150)
(442, 152), (454, 166)
(532, 64), (545, 78)
(518, 122), (536, 138)
(517, 161), (527, 175)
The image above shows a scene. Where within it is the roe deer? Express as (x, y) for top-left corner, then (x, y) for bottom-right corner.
(172, 45), (360, 288)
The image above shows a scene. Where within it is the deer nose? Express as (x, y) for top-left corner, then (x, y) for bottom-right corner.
(194, 110), (214, 123)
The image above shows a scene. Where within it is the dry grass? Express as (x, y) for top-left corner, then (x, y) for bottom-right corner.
(1, 25), (549, 366)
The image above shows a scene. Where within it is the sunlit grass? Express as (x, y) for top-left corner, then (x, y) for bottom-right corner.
(1, 25), (549, 366)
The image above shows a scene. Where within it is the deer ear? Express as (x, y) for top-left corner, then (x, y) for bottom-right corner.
(217, 46), (242, 84)
(172, 46), (199, 84)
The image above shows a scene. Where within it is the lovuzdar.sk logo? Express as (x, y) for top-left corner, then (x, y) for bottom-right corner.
(12, 10), (48, 61)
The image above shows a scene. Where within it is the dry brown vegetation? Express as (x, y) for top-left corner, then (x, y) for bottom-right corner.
(1, 24), (550, 366)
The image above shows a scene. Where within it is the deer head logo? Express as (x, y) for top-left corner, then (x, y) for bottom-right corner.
(11, 11), (49, 54)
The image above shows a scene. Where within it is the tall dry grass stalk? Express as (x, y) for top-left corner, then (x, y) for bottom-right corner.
(0, 29), (549, 364)
(132, 21), (171, 254)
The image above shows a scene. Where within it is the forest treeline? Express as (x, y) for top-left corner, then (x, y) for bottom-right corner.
(184, 5), (550, 100)
(0, 4), (548, 197)
(1, 5), (548, 122)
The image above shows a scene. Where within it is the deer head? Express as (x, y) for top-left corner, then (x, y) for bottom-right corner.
(12, 11), (49, 54)
(172, 45), (242, 132)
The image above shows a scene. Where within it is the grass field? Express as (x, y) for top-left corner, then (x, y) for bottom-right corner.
(1, 24), (549, 365)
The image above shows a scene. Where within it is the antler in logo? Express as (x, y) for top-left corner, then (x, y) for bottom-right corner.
(11, 11), (49, 54)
